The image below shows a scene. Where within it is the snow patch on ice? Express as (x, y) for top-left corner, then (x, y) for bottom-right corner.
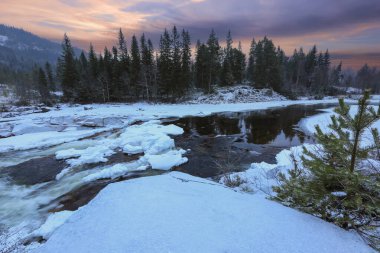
(83, 162), (148, 182)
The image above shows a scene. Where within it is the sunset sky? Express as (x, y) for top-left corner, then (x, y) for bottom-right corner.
(1, 0), (379, 68)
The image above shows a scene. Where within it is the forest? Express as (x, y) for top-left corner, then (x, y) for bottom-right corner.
(4, 26), (380, 104)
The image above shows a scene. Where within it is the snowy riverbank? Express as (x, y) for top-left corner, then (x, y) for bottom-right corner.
(34, 172), (374, 253)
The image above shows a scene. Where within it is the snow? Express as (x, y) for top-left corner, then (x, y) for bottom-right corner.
(331, 192), (347, 197)
(145, 149), (188, 170)
(82, 161), (148, 182)
(55, 144), (116, 167)
(187, 85), (287, 104)
(0, 35), (8, 46)
(223, 144), (314, 194)
(32, 211), (74, 240)
(299, 105), (380, 147)
(0, 128), (109, 152)
(34, 172), (374, 253)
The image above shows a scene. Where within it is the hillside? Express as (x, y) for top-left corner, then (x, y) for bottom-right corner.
(0, 24), (81, 71)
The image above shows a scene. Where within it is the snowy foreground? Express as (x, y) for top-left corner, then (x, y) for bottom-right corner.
(35, 172), (373, 253)
(0, 98), (377, 252)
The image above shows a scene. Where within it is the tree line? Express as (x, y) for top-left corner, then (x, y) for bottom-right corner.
(4, 26), (380, 104)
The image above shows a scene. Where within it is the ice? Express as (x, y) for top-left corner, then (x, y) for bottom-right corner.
(0, 128), (109, 152)
(34, 172), (374, 253)
(56, 145), (116, 167)
(299, 105), (380, 147)
(145, 149), (188, 170)
(82, 162), (148, 182)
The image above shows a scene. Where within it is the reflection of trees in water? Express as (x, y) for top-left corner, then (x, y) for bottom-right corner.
(175, 105), (324, 145)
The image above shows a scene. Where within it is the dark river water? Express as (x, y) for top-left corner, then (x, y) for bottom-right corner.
(171, 104), (334, 177)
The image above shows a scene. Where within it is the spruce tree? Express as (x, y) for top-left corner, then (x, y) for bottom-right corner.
(181, 29), (192, 93)
(158, 29), (172, 98)
(171, 26), (182, 98)
(38, 67), (50, 104)
(45, 62), (55, 91)
(118, 28), (130, 71)
(206, 29), (221, 88)
(195, 40), (210, 92)
(59, 33), (79, 101)
(247, 38), (256, 84)
(130, 35), (141, 98)
(231, 42), (246, 84)
(220, 30), (234, 86)
(140, 33), (154, 100)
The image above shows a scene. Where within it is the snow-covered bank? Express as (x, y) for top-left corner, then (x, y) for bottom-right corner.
(187, 85), (287, 104)
(299, 105), (380, 147)
(34, 172), (374, 253)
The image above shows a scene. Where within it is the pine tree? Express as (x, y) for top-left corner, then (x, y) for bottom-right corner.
(231, 42), (246, 84)
(130, 35), (141, 98)
(171, 26), (182, 98)
(274, 92), (380, 238)
(247, 38), (256, 84)
(118, 29), (130, 71)
(88, 44), (98, 77)
(220, 30), (234, 86)
(206, 29), (221, 88)
(181, 29), (192, 93)
(253, 40), (265, 88)
(118, 29), (130, 97)
(140, 33), (155, 100)
(195, 40), (210, 92)
(59, 33), (79, 101)
(158, 29), (172, 98)
(45, 62), (55, 91)
(38, 67), (50, 104)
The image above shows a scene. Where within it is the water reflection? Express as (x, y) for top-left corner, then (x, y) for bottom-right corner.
(172, 104), (335, 177)
(174, 104), (332, 146)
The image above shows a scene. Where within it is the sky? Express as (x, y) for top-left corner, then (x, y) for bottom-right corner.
(0, 0), (379, 69)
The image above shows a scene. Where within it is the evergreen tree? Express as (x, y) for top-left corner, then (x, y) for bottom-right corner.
(140, 33), (154, 100)
(158, 29), (172, 98)
(45, 62), (55, 91)
(171, 26), (182, 98)
(58, 33), (79, 101)
(253, 40), (265, 88)
(181, 29), (192, 93)
(37, 67), (50, 104)
(118, 29), (130, 97)
(247, 38), (256, 84)
(206, 29), (221, 88)
(118, 28), (130, 71)
(195, 40), (210, 92)
(274, 93), (380, 243)
(231, 42), (246, 84)
(220, 30), (234, 86)
(130, 35), (141, 98)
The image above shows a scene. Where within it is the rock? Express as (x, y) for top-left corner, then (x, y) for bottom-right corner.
(3, 156), (67, 185)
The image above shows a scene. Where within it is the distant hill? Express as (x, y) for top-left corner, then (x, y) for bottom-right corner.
(0, 24), (81, 71)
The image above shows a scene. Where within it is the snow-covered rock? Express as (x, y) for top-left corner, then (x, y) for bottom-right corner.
(187, 86), (287, 104)
(33, 172), (374, 253)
